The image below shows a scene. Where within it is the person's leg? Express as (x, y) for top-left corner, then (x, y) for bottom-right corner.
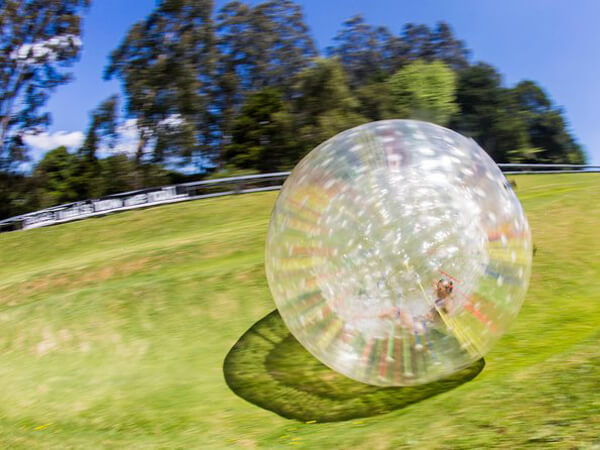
(413, 320), (424, 351)
(422, 320), (438, 362)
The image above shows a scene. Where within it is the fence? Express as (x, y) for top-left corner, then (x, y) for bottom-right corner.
(0, 164), (598, 233)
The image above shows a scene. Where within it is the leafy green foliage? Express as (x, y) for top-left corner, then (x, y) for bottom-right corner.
(68, 95), (121, 200)
(216, 0), (316, 95)
(105, 0), (216, 163)
(451, 65), (584, 163)
(0, 0), (588, 220)
(80, 95), (119, 161)
(430, 22), (470, 70)
(0, 0), (90, 171)
(215, 0), (316, 163)
(513, 81), (585, 163)
(3, 148), (173, 215)
(0, 172), (33, 219)
(203, 164), (259, 180)
(225, 88), (297, 171)
(293, 58), (367, 153)
(223, 59), (368, 171)
(103, 0), (586, 174)
(32, 146), (80, 207)
(388, 60), (459, 126)
(355, 82), (397, 121)
(328, 18), (469, 89)
(327, 15), (400, 87)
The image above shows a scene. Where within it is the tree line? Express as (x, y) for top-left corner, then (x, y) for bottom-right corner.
(0, 0), (586, 220)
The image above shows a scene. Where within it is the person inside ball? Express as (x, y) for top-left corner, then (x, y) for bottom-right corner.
(377, 279), (453, 323)
(426, 278), (454, 322)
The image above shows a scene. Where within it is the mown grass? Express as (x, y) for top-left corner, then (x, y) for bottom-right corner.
(0, 173), (599, 448)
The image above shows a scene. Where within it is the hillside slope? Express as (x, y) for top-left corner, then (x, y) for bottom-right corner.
(0, 174), (599, 448)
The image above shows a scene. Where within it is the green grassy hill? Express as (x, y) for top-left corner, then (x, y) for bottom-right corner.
(0, 173), (599, 448)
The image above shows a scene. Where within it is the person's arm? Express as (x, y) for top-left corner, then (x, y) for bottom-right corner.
(378, 308), (395, 319)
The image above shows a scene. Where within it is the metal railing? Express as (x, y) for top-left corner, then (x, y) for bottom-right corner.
(0, 172), (290, 232)
(0, 164), (598, 233)
(499, 163), (600, 174)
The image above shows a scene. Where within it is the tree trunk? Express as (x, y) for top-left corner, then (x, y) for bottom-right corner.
(134, 129), (148, 189)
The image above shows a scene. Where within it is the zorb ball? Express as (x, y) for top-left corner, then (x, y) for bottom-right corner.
(265, 120), (532, 386)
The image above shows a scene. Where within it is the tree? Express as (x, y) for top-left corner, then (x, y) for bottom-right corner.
(67, 95), (120, 199)
(98, 154), (170, 195)
(0, 171), (37, 219)
(431, 22), (470, 70)
(215, 0), (316, 163)
(216, 0), (316, 95)
(327, 16), (399, 87)
(225, 88), (296, 171)
(388, 60), (458, 126)
(293, 58), (367, 153)
(328, 18), (470, 89)
(512, 80), (552, 115)
(451, 66), (584, 163)
(526, 109), (585, 163)
(0, 0), (90, 172)
(105, 0), (216, 165)
(32, 146), (80, 208)
(355, 82), (397, 121)
(450, 63), (531, 162)
(79, 95), (119, 161)
(511, 81), (585, 163)
(401, 23), (436, 62)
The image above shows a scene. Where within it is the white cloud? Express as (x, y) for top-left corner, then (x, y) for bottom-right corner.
(16, 130), (83, 172)
(96, 115), (187, 159)
(22, 120), (140, 164)
(117, 119), (139, 140)
(24, 130), (84, 154)
(10, 34), (82, 64)
(97, 118), (140, 158)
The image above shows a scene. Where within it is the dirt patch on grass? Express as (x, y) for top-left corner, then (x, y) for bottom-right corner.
(0, 257), (152, 308)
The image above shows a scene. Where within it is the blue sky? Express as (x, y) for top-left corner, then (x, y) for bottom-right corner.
(36, 0), (600, 165)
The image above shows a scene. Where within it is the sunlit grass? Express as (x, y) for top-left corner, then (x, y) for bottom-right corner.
(0, 173), (599, 448)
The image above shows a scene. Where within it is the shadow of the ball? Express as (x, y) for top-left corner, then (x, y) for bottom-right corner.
(223, 310), (485, 423)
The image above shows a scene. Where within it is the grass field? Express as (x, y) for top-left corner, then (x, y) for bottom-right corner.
(0, 173), (599, 448)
